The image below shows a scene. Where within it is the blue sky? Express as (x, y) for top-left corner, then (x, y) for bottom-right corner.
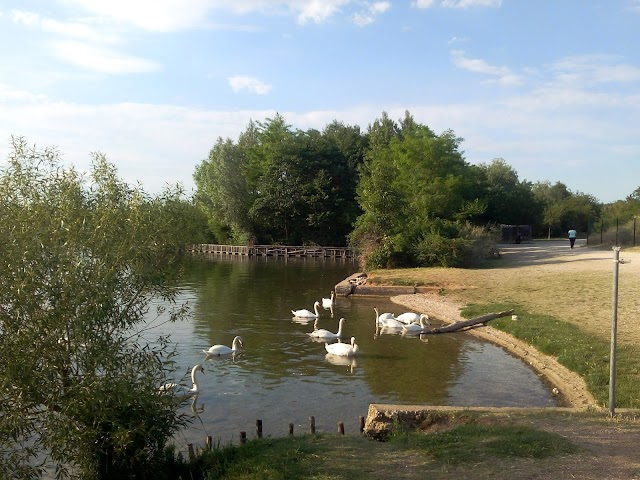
(1, 0), (639, 203)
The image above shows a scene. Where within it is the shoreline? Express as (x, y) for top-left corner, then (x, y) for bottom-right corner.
(388, 292), (598, 409)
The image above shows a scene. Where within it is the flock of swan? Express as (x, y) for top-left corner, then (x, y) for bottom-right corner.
(290, 293), (433, 357)
(159, 290), (431, 400)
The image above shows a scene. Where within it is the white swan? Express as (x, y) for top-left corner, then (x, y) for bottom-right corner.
(322, 291), (335, 309)
(292, 301), (321, 318)
(325, 336), (359, 356)
(395, 312), (429, 325)
(203, 336), (243, 356)
(159, 364), (204, 398)
(401, 316), (431, 333)
(308, 317), (346, 339)
(373, 307), (395, 324)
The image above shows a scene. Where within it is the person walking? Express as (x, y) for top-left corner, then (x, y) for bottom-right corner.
(568, 228), (577, 249)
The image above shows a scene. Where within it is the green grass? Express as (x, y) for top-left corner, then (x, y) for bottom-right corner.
(389, 423), (579, 463)
(461, 302), (640, 408)
(172, 425), (580, 479)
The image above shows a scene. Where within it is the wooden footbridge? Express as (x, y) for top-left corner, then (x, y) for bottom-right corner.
(187, 244), (353, 259)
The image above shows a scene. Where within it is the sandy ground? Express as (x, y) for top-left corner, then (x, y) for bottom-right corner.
(388, 240), (640, 409)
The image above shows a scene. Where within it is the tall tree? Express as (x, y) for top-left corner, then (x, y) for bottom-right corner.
(476, 158), (543, 227)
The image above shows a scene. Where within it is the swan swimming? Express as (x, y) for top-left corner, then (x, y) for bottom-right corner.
(322, 291), (335, 309)
(292, 301), (321, 318)
(373, 307), (395, 324)
(373, 307), (403, 329)
(308, 317), (346, 339)
(401, 316), (431, 333)
(325, 336), (359, 356)
(395, 312), (430, 325)
(159, 364), (204, 398)
(203, 336), (243, 356)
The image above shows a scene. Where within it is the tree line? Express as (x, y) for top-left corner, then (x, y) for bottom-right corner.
(194, 111), (631, 268)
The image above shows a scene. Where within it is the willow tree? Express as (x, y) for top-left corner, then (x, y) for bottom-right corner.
(0, 138), (193, 479)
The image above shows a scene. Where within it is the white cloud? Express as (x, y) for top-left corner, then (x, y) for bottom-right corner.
(295, 0), (350, 24)
(49, 41), (160, 74)
(451, 50), (523, 86)
(11, 9), (121, 44)
(412, 0), (500, 8)
(552, 55), (640, 85)
(352, 1), (391, 27)
(411, 0), (436, 8)
(442, 0), (502, 7)
(59, 0), (215, 32)
(227, 76), (272, 95)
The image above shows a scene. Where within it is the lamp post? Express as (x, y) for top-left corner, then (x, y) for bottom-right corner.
(609, 246), (623, 416)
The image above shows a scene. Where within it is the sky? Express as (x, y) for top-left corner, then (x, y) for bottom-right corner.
(0, 0), (639, 204)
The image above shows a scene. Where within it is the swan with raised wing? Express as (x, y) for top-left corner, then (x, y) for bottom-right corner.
(159, 364), (204, 399)
(325, 336), (359, 356)
(292, 301), (321, 318)
(308, 317), (346, 339)
(322, 291), (335, 309)
(203, 336), (243, 356)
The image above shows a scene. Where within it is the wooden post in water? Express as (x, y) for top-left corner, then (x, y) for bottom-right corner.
(337, 421), (344, 435)
(289, 423), (294, 436)
(359, 416), (365, 435)
(240, 431), (247, 444)
(256, 419), (263, 438)
(309, 416), (316, 434)
(206, 436), (212, 451)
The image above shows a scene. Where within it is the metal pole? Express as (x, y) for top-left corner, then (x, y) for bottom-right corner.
(609, 246), (621, 417)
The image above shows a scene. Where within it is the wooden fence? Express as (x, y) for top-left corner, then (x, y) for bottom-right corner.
(188, 244), (353, 259)
(187, 415), (366, 457)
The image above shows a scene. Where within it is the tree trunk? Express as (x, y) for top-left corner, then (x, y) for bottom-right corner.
(422, 310), (514, 334)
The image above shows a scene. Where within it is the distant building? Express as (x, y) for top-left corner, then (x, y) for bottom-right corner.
(501, 224), (531, 243)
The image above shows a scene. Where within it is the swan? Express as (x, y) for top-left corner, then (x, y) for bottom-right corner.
(373, 308), (403, 329)
(322, 291), (335, 309)
(373, 307), (395, 324)
(325, 336), (359, 356)
(308, 317), (346, 339)
(159, 364), (204, 398)
(395, 312), (429, 325)
(401, 316), (431, 333)
(203, 336), (243, 356)
(292, 301), (321, 318)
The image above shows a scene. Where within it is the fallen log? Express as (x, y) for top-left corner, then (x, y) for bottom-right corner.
(422, 309), (514, 334)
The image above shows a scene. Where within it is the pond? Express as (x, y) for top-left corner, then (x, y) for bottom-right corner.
(148, 254), (557, 447)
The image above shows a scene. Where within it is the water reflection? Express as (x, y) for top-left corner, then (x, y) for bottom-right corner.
(151, 254), (557, 446)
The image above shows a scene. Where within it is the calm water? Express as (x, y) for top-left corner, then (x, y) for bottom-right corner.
(147, 254), (557, 447)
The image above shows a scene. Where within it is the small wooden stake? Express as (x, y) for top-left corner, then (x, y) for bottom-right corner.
(240, 431), (247, 444)
(206, 435), (212, 451)
(289, 423), (294, 436)
(256, 419), (263, 438)
(309, 416), (316, 434)
(337, 421), (344, 435)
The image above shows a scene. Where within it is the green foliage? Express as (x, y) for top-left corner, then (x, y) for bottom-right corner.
(351, 112), (497, 268)
(194, 115), (364, 246)
(0, 137), (194, 479)
(532, 181), (601, 237)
